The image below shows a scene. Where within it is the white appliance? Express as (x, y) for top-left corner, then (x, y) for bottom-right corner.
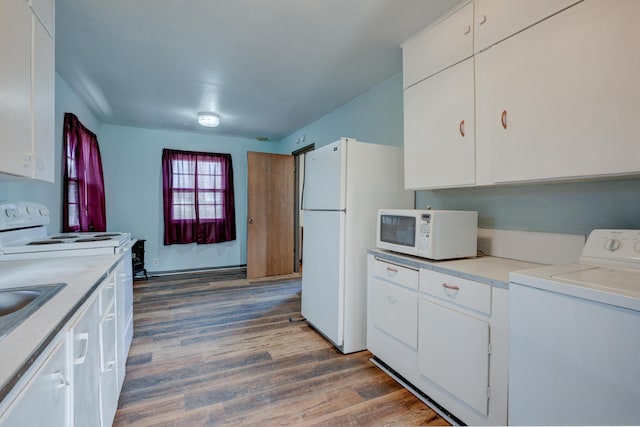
(509, 229), (640, 426)
(376, 209), (477, 260)
(301, 137), (413, 353)
(0, 201), (134, 389)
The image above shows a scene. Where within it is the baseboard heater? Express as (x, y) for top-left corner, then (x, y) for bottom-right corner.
(370, 356), (464, 426)
(146, 265), (247, 278)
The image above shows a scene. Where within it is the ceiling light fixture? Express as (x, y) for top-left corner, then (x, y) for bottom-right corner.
(198, 112), (220, 128)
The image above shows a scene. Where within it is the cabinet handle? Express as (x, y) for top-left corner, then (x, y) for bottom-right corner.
(478, 15), (487, 25)
(501, 110), (508, 129)
(386, 296), (399, 304)
(105, 359), (116, 372)
(442, 283), (460, 291)
(459, 119), (465, 137)
(386, 266), (398, 275)
(74, 332), (90, 365)
(463, 25), (471, 35)
(52, 371), (70, 388)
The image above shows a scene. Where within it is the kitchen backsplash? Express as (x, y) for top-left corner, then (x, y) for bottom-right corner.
(478, 228), (585, 265)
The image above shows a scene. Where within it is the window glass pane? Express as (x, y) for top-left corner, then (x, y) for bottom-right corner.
(172, 159), (195, 174)
(68, 205), (79, 227)
(198, 160), (220, 175)
(198, 191), (223, 204)
(173, 190), (195, 204)
(173, 205), (195, 220)
(199, 204), (219, 220)
(68, 181), (78, 203)
(173, 173), (194, 189)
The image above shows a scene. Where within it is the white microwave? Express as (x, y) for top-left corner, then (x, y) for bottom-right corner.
(376, 209), (478, 260)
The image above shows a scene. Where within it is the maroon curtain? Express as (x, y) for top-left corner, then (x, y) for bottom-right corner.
(62, 113), (106, 232)
(162, 148), (236, 245)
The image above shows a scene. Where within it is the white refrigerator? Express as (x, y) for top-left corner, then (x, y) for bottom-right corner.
(301, 137), (413, 353)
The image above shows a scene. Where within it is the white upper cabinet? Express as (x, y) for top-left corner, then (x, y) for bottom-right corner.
(476, 0), (640, 183)
(0, 0), (33, 179)
(30, 0), (55, 37)
(402, 2), (473, 89)
(32, 12), (55, 182)
(473, 0), (582, 54)
(0, 0), (55, 182)
(404, 58), (475, 189)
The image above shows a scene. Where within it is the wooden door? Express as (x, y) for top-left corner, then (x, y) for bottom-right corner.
(247, 152), (294, 279)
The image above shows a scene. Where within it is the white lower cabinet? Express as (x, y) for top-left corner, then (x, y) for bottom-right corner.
(418, 297), (490, 416)
(99, 275), (119, 427)
(70, 293), (101, 427)
(367, 254), (509, 426)
(0, 335), (71, 427)
(0, 263), (129, 427)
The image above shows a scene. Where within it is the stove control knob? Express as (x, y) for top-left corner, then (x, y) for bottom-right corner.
(39, 208), (49, 216)
(26, 205), (34, 214)
(4, 209), (11, 218)
(604, 238), (621, 251)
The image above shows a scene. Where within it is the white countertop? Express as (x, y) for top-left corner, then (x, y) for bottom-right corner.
(369, 249), (544, 288)
(0, 254), (122, 401)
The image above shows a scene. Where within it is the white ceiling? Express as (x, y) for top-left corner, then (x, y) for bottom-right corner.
(55, 0), (459, 141)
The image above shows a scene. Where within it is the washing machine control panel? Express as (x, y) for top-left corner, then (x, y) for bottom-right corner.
(580, 229), (640, 268)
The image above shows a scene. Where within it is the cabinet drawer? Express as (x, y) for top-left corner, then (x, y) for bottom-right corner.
(373, 258), (418, 290)
(420, 269), (491, 315)
(371, 278), (418, 349)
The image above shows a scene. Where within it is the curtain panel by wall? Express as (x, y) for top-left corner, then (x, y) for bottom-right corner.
(162, 149), (236, 245)
(62, 113), (106, 232)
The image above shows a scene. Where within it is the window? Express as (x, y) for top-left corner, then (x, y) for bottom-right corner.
(62, 113), (106, 232)
(162, 149), (236, 245)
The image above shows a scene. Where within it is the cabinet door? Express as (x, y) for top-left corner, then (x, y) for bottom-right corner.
(32, 14), (55, 182)
(419, 297), (489, 415)
(0, 337), (71, 427)
(100, 299), (119, 427)
(370, 277), (418, 349)
(474, 0), (581, 53)
(404, 58), (475, 190)
(476, 0), (640, 183)
(70, 295), (101, 427)
(402, 2), (473, 88)
(0, 0), (33, 178)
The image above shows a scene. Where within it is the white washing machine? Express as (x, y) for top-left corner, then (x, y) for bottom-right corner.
(508, 229), (640, 426)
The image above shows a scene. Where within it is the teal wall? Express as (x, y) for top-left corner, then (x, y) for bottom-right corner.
(0, 74), (101, 233)
(278, 72), (405, 154)
(416, 179), (640, 236)
(99, 124), (277, 272)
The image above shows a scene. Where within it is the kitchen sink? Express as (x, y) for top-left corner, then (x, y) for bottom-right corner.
(0, 284), (66, 339)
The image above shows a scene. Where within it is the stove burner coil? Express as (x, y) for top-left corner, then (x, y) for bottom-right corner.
(75, 237), (113, 242)
(27, 240), (65, 245)
(95, 233), (121, 238)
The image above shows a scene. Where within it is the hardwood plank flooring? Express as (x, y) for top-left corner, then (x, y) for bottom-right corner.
(114, 273), (449, 426)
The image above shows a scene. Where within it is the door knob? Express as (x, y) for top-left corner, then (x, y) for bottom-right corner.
(248, 218), (255, 224)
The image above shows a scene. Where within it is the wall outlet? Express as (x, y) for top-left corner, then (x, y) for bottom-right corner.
(152, 258), (159, 266)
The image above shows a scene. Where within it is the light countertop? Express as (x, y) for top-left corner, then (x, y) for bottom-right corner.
(369, 249), (544, 288)
(0, 254), (122, 402)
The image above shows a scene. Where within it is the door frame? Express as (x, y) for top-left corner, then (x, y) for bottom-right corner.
(292, 143), (315, 273)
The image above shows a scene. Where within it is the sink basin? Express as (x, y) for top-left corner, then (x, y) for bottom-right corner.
(0, 290), (41, 316)
(0, 284), (66, 339)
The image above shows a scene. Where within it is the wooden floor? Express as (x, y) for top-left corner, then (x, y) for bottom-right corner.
(114, 273), (449, 426)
